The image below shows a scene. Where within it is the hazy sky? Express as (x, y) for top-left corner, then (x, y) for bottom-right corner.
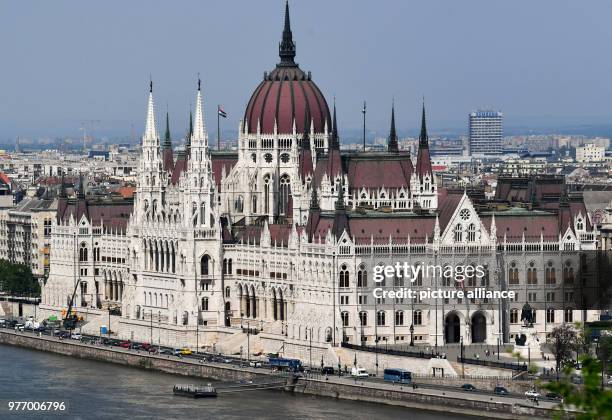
(2, 0), (612, 141)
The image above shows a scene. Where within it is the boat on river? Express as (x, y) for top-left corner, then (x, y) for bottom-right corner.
(173, 384), (217, 398)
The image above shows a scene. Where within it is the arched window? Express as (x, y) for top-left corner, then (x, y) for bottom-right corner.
(527, 261), (537, 285)
(454, 224), (463, 242)
(252, 195), (257, 214)
(341, 311), (349, 327)
(225, 286), (231, 298)
(279, 174), (291, 216)
(546, 308), (555, 323)
(508, 262), (519, 285)
(563, 262), (574, 284)
(395, 310), (404, 326)
(359, 311), (368, 326)
(200, 203), (206, 226)
(442, 266), (452, 287)
(79, 243), (88, 262)
(339, 264), (349, 288)
(192, 202), (198, 226)
(201, 297), (209, 311)
(264, 176), (270, 214)
(413, 310), (422, 325)
(357, 265), (367, 287)
(576, 218), (583, 230)
(376, 310), (386, 326)
(510, 308), (518, 324)
(467, 224), (476, 242)
(200, 255), (210, 276)
(234, 196), (244, 213)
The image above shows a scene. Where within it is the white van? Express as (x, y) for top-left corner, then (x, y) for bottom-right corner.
(351, 367), (369, 378)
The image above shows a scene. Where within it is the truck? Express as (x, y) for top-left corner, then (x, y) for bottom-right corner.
(268, 357), (302, 371)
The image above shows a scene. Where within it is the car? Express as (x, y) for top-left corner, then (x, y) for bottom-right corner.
(545, 392), (563, 402)
(57, 331), (71, 339)
(249, 361), (262, 368)
(158, 348), (172, 355)
(0, 319), (7, 328)
(525, 390), (541, 399)
(131, 343), (143, 350)
(180, 348), (192, 355)
(119, 340), (132, 349)
(493, 386), (508, 395)
(461, 384), (476, 391)
(351, 367), (369, 378)
(322, 366), (335, 375)
(14, 323), (25, 331)
(70, 333), (82, 340)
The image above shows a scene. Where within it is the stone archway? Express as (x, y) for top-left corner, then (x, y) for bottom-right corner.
(471, 312), (487, 343)
(444, 312), (461, 344)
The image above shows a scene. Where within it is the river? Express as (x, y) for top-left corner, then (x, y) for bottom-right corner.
(0, 344), (475, 419)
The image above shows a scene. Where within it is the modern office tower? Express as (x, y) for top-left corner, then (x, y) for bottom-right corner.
(468, 110), (503, 155)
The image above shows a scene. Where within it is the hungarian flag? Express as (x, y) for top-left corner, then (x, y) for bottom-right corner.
(218, 106), (227, 118)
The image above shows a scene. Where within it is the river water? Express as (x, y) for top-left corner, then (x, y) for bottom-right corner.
(0, 344), (474, 420)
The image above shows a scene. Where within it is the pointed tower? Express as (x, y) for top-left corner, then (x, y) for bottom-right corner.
(410, 99), (437, 210)
(388, 101), (399, 153)
(162, 112), (174, 173)
(279, 0), (296, 66)
(298, 119), (314, 181)
(185, 110), (193, 157)
(331, 179), (350, 239)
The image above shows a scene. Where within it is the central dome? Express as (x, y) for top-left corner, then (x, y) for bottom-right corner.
(243, 2), (331, 135)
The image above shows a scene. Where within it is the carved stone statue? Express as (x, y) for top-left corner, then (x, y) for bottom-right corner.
(520, 303), (534, 327)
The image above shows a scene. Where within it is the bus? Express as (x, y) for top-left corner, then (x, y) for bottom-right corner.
(383, 368), (412, 384)
(269, 357), (302, 371)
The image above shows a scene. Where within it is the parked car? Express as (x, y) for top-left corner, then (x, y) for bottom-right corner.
(351, 367), (369, 378)
(0, 319), (7, 328)
(322, 366), (335, 375)
(119, 340), (132, 349)
(249, 361), (262, 368)
(461, 384), (476, 391)
(57, 331), (71, 339)
(545, 392), (562, 402)
(158, 348), (173, 355)
(525, 389), (541, 398)
(493, 386), (508, 395)
(70, 333), (83, 340)
(180, 348), (192, 355)
(14, 324), (25, 332)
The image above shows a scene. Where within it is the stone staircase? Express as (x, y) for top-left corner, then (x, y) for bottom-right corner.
(0, 301), (12, 318)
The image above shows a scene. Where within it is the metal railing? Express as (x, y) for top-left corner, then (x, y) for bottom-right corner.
(457, 355), (527, 371)
(341, 342), (439, 359)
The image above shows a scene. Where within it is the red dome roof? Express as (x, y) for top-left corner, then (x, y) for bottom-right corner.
(243, 2), (330, 135)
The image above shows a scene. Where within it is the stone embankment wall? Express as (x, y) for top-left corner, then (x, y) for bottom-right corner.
(0, 331), (556, 420)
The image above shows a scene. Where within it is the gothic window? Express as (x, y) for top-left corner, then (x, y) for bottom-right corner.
(459, 209), (470, 221)
(508, 262), (519, 285)
(264, 153), (272, 163)
(413, 310), (422, 325)
(341, 311), (349, 327)
(339, 264), (349, 288)
(563, 261), (574, 284)
(546, 308), (555, 323)
(144, 200), (149, 213)
(576, 218), (583, 230)
(235, 196), (244, 213)
(251, 153), (256, 163)
(252, 195), (257, 213)
(510, 308), (518, 324)
(280, 153), (290, 163)
(359, 311), (367, 326)
(264, 176), (270, 214)
(79, 243), (88, 262)
(225, 286), (230, 298)
(454, 224), (463, 242)
(527, 261), (538, 285)
(564, 309), (573, 323)
(357, 264), (367, 287)
(200, 203), (206, 226)
(467, 224), (476, 242)
(377, 310), (386, 326)
(279, 174), (291, 216)
(442, 266), (452, 287)
(200, 255), (210, 276)
(546, 261), (556, 284)
(395, 310), (404, 326)
(192, 202), (198, 226)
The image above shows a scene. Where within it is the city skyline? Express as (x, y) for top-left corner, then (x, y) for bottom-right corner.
(2, 0), (612, 140)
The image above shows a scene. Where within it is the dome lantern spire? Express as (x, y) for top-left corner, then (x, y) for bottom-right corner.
(278, 1), (296, 66)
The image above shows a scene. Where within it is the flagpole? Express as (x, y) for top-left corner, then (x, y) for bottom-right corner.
(217, 104), (220, 151)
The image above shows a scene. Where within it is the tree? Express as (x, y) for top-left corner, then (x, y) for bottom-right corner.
(545, 356), (612, 419)
(0, 259), (40, 296)
(548, 324), (578, 378)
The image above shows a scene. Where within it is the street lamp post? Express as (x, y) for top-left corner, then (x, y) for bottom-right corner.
(410, 324), (414, 347)
(150, 309), (153, 345)
(460, 336), (465, 379)
(246, 321), (250, 363)
(309, 327), (312, 369)
(375, 337), (379, 377)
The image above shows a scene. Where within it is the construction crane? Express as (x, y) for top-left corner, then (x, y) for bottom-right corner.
(63, 279), (81, 330)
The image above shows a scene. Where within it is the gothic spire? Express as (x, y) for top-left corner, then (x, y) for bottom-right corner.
(278, 1), (296, 66)
(310, 186), (320, 211)
(419, 98), (428, 146)
(388, 100), (399, 152)
(335, 178), (345, 211)
(144, 79), (158, 144)
(163, 112), (172, 149)
(185, 109), (193, 156)
(330, 98), (339, 150)
(192, 76), (207, 146)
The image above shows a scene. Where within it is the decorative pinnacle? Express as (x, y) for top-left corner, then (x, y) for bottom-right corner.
(278, 1), (296, 65)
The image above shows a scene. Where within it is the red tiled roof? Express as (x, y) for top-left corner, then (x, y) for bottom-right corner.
(347, 155), (412, 190)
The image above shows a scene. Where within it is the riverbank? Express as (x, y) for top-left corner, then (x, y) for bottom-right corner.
(0, 330), (557, 419)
